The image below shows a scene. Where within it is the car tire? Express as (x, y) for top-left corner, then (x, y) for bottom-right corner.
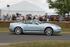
(44, 27), (53, 36)
(14, 27), (23, 35)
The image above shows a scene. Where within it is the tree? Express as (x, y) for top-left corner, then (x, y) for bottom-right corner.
(48, 0), (70, 17)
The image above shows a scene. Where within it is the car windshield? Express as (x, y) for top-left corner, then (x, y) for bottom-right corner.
(12, 20), (42, 24)
(25, 20), (42, 24)
(33, 20), (41, 24)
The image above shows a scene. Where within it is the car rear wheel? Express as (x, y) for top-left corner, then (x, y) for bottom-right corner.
(44, 28), (53, 36)
(14, 27), (22, 35)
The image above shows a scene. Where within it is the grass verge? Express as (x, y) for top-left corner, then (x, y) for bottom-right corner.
(0, 27), (9, 32)
(62, 28), (70, 32)
(1, 40), (70, 47)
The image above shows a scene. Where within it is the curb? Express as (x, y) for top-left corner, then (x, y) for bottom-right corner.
(63, 32), (70, 34)
(0, 43), (10, 45)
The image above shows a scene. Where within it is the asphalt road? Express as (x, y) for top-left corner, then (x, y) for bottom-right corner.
(0, 32), (70, 43)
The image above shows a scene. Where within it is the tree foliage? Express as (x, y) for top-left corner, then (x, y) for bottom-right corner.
(48, 0), (70, 16)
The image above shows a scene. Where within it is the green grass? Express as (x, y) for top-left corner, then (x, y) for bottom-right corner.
(0, 27), (9, 32)
(1, 40), (70, 47)
(62, 28), (70, 32)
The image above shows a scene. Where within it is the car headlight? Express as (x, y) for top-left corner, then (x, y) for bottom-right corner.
(52, 24), (62, 30)
(55, 25), (61, 29)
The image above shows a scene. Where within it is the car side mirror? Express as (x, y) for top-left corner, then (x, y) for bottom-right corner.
(35, 22), (39, 25)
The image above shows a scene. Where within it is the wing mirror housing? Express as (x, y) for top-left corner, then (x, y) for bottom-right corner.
(35, 22), (39, 25)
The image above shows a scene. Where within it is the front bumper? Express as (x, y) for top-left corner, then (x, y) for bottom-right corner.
(9, 27), (14, 33)
(53, 29), (62, 35)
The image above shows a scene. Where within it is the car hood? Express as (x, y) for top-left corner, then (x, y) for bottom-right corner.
(41, 23), (61, 28)
(41, 23), (57, 26)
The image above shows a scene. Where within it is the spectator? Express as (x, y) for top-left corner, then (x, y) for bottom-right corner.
(12, 14), (16, 20)
(6, 14), (11, 21)
(1, 15), (5, 21)
(33, 16), (36, 20)
(26, 14), (32, 20)
(44, 13), (49, 22)
(4, 14), (8, 21)
(16, 13), (23, 21)
(39, 16), (43, 21)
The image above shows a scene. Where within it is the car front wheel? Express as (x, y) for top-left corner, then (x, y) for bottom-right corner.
(44, 28), (53, 36)
(14, 27), (22, 35)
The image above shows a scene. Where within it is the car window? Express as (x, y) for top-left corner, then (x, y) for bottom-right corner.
(32, 20), (41, 24)
(25, 20), (32, 24)
(24, 20), (41, 24)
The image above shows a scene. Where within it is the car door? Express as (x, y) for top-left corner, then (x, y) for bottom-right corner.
(24, 21), (43, 33)
(27, 22), (43, 33)
(23, 21), (33, 32)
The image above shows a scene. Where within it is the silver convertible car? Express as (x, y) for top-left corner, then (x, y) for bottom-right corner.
(9, 20), (62, 36)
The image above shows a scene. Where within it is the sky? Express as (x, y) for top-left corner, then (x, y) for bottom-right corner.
(0, 0), (56, 15)
(0, 0), (49, 8)
(0, 0), (23, 8)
